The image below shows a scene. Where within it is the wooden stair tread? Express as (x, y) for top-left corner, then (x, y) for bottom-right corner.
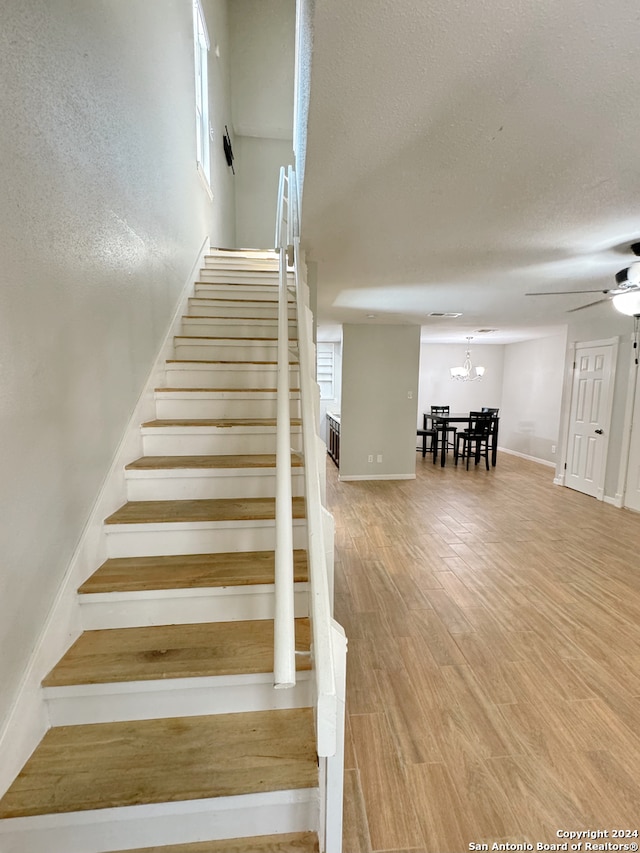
(154, 387), (288, 393)
(190, 296), (280, 303)
(166, 359), (279, 365)
(79, 550), (309, 594)
(125, 454), (303, 471)
(112, 832), (319, 852)
(105, 497), (306, 525)
(0, 708), (317, 819)
(141, 418), (302, 428)
(183, 315), (284, 321)
(42, 618), (312, 686)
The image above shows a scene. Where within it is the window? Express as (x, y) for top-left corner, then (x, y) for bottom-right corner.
(193, 0), (211, 186)
(317, 344), (335, 400)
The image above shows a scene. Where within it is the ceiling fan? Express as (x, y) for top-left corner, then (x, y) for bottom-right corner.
(526, 242), (640, 314)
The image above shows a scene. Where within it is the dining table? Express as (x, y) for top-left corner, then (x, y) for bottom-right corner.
(423, 412), (500, 468)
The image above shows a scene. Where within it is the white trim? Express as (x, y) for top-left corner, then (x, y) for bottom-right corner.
(338, 473), (416, 481)
(497, 446), (556, 468)
(197, 161), (214, 200)
(616, 333), (640, 508)
(0, 237), (210, 800)
(604, 495), (624, 508)
(0, 789), (318, 853)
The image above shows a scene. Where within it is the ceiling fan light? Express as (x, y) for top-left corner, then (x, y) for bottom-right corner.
(613, 291), (640, 316)
(626, 262), (640, 286)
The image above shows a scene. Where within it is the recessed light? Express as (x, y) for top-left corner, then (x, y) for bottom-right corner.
(366, 313), (377, 319)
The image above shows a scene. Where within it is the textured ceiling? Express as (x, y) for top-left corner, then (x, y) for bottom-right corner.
(300, 0), (640, 342)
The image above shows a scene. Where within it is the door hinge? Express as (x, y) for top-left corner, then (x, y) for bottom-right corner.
(564, 462), (567, 470)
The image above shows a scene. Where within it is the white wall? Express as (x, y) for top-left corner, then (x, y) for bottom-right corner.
(229, 0), (295, 247)
(417, 343), (505, 424)
(500, 333), (567, 464)
(0, 0), (235, 732)
(234, 136), (294, 247)
(229, 0), (295, 138)
(340, 325), (420, 479)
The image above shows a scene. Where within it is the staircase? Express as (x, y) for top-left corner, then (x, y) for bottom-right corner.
(0, 248), (337, 853)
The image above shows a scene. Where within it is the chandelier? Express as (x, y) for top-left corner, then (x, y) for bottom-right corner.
(450, 336), (485, 381)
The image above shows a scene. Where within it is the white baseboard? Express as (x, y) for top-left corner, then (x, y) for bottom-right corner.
(497, 446), (557, 468)
(604, 494), (624, 508)
(338, 473), (416, 481)
(0, 236), (210, 800)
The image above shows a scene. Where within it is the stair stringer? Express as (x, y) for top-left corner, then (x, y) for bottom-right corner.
(0, 236), (210, 800)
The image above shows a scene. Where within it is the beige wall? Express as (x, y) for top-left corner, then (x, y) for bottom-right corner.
(0, 0), (235, 731)
(340, 325), (420, 479)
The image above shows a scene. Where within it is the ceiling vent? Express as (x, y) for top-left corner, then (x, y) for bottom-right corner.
(475, 329), (497, 333)
(428, 312), (462, 318)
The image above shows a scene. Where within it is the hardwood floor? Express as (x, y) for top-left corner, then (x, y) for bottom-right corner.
(327, 452), (640, 853)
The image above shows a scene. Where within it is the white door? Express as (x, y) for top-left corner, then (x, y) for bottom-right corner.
(565, 341), (617, 500)
(624, 365), (640, 511)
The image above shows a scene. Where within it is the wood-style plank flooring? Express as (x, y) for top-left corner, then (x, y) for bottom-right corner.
(328, 452), (640, 853)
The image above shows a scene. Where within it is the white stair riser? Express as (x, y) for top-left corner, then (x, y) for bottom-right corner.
(164, 365), (299, 389)
(78, 584), (310, 629)
(204, 252), (278, 266)
(141, 428), (302, 456)
(188, 300), (294, 319)
(154, 395), (300, 420)
(195, 283), (280, 301)
(181, 318), (296, 339)
(125, 469), (305, 501)
(45, 673), (313, 727)
(174, 339), (289, 361)
(0, 790), (318, 853)
(105, 519), (308, 557)
(197, 270), (289, 286)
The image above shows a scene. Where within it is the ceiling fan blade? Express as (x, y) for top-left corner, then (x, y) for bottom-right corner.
(566, 296), (613, 313)
(526, 289), (610, 296)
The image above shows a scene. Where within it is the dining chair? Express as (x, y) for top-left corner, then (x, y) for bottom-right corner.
(416, 426), (436, 458)
(481, 408), (500, 461)
(430, 405), (457, 461)
(455, 411), (493, 470)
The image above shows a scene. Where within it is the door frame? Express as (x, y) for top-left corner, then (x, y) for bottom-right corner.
(616, 332), (640, 508)
(557, 336), (619, 501)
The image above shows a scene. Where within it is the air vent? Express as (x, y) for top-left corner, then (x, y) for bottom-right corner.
(428, 312), (462, 318)
(475, 329), (497, 333)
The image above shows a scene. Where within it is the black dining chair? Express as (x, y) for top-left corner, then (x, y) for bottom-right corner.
(481, 408), (500, 462)
(455, 411), (493, 470)
(430, 405), (457, 462)
(416, 425), (436, 458)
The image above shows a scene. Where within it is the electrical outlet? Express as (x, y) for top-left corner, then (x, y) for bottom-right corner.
(407, 390), (413, 399)
(368, 454), (373, 463)
(377, 454), (383, 463)
(551, 445), (556, 454)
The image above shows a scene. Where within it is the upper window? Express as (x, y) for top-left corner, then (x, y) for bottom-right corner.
(193, 0), (211, 186)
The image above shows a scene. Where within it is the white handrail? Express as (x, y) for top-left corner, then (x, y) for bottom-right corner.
(284, 166), (338, 755)
(274, 168), (296, 688)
